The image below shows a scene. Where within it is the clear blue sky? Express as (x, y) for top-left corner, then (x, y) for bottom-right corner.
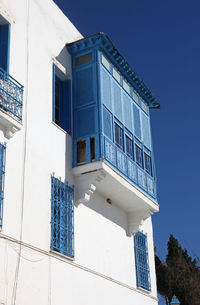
(54, 0), (200, 303)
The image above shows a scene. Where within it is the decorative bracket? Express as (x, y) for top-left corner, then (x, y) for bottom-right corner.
(127, 209), (153, 236)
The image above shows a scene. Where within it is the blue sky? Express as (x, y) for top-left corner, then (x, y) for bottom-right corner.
(54, 0), (200, 303)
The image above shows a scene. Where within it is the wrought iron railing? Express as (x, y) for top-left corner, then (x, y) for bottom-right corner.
(73, 134), (156, 199)
(0, 68), (23, 121)
(103, 136), (156, 199)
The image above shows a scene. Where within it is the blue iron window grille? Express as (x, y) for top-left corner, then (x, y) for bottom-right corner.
(135, 144), (143, 168)
(134, 231), (151, 291)
(114, 122), (123, 150)
(144, 152), (152, 176)
(125, 135), (133, 159)
(0, 142), (6, 228)
(51, 175), (74, 257)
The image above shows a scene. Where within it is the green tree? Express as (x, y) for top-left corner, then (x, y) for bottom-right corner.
(155, 235), (200, 305)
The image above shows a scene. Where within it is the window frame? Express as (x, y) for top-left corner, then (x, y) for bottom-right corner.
(144, 149), (152, 176)
(114, 120), (123, 150)
(125, 131), (134, 160)
(135, 140), (143, 168)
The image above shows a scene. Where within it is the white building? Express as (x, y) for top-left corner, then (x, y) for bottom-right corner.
(0, 0), (160, 304)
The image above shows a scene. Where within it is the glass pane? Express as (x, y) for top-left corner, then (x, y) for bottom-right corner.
(101, 54), (110, 71)
(135, 144), (143, 167)
(75, 53), (92, 66)
(90, 137), (95, 161)
(114, 123), (123, 149)
(77, 139), (86, 164)
(126, 135), (133, 159)
(144, 153), (152, 175)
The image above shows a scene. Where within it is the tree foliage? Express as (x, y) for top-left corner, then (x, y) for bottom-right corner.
(155, 235), (200, 305)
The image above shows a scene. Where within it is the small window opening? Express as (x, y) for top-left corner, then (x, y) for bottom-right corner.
(126, 135), (133, 159)
(144, 153), (152, 175)
(77, 139), (86, 164)
(135, 144), (143, 168)
(90, 137), (95, 161)
(133, 91), (139, 104)
(101, 55), (110, 71)
(114, 123), (123, 150)
(75, 53), (92, 66)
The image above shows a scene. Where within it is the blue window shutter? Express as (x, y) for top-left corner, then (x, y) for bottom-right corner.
(63, 79), (72, 135)
(52, 64), (55, 121)
(134, 231), (151, 291)
(0, 24), (10, 72)
(141, 112), (151, 149)
(133, 104), (141, 140)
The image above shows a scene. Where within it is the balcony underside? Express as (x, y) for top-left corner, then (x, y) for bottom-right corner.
(73, 161), (159, 235)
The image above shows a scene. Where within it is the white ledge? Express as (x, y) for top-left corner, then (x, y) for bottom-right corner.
(0, 108), (22, 139)
(73, 161), (159, 234)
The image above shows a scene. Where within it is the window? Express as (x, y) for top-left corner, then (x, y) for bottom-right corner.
(101, 54), (110, 71)
(114, 122), (123, 150)
(113, 68), (120, 83)
(52, 65), (71, 134)
(77, 139), (86, 164)
(75, 53), (92, 66)
(135, 144), (143, 167)
(141, 100), (149, 114)
(51, 176), (74, 257)
(123, 80), (130, 94)
(0, 22), (10, 72)
(0, 142), (6, 228)
(134, 231), (151, 291)
(133, 90), (139, 104)
(125, 135), (133, 159)
(144, 153), (152, 176)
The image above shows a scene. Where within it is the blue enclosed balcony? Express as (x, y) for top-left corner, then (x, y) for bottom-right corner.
(68, 34), (159, 229)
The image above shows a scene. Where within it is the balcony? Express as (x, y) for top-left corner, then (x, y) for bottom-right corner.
(0, 67), (23, 138)
(68, 33), (159, 233)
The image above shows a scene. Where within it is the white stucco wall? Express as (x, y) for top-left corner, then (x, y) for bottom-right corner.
(0, 0), (158, 304)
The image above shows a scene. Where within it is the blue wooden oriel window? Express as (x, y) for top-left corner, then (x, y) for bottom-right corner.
(51, 175), (74, 257)
(0, 142), (6, 228)
(134, 231), (151, 291)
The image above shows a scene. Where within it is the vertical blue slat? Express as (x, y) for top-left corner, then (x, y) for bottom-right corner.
(0, 24), (10, 72)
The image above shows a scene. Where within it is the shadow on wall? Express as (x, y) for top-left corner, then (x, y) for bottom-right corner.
(75, 191), (129, 236)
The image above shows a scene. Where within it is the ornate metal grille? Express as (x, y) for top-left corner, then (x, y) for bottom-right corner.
(51, 176), (74, 257)
(0, 142), (6, 228)
(134, 231), (151, 291)
(0, 68), (23, 121)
